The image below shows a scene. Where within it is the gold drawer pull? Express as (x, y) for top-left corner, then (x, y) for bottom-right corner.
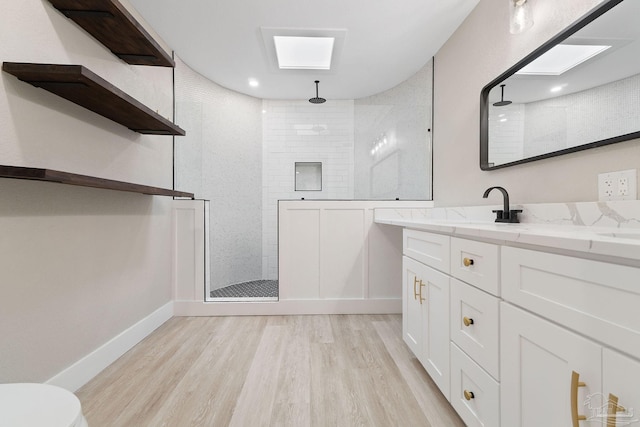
(463, 257), (474, 267)
(571, 371), (587, 426)
(463, 317), (474, 327)
(419, 280), (426, 305)
(607, 393), (625, 427)
(463, 390), (474, 401)
(413, 277), (420, 300)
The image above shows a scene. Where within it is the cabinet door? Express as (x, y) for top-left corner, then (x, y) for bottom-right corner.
(501, 303), (602, 427)
(502, 246), (640, 360)
(403, 256), (425, 357)
(421, 261), (451, 401)
(402, 256), (451, 400)
(603, 349), (640, 426)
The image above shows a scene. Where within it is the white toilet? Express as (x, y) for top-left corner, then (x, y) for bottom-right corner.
(0, 383), (88, 427)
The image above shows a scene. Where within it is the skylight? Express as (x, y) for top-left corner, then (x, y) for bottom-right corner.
(516, 44), (611, 76)
(273, 36), (335, 70)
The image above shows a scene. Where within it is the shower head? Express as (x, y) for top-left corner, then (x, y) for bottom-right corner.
(309, 80), (326, 104)
(493, 84), (512, 107)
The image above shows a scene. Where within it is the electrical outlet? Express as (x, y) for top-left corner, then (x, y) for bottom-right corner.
(598, 169), (637, 201)
(605, 176), (614, 197)
(598, 173), (614, 200)
(619, 177), (629, 196)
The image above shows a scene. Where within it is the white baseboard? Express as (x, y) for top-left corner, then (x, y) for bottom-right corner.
(173, 298), (401, 316)
(46, 302), (174, 392)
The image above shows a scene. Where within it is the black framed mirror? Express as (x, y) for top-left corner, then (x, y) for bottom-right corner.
(480, 0), (640, 170)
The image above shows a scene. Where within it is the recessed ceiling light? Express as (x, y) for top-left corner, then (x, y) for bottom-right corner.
(248, 78), (259, 87)
(273, 36), (335, 70)
(516, 44), (611, 76)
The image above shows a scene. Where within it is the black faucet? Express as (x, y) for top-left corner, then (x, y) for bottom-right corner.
(482, 186), (522, 223)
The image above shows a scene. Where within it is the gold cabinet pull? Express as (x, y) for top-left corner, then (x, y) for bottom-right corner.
(571, 371), (587, 426)
(463, 257), (474, 267)
(463, 316), (474, 327)
(463, 390), (474, 401)
(418, 280), (426, 304)
(413, 277), (420, 300)
(607, 393), (625, 427)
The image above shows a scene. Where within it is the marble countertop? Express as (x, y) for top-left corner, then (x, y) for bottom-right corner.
(374, 203), (640, 262)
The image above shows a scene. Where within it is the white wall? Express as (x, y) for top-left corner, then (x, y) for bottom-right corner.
(434, 0), (640, 206)
(262, 100), (355, 279)
(174, 57), (263, 290)
(0, 0), (176, 385)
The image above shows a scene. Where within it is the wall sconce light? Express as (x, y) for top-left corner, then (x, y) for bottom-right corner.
(510, 0), (534, 34)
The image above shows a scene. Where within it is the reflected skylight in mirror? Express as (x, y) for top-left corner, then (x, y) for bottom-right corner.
(516, 44), (611, 75)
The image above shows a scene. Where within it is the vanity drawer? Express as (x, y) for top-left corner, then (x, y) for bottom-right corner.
(450, 237), (499, 295)
(502, 246), (640, 360)
(450, 278), (500, 380)
(450, 343), (500, 427)
(403, 229), (450, 273)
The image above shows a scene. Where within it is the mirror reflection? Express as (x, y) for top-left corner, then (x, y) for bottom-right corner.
(481, 0), (640, 169)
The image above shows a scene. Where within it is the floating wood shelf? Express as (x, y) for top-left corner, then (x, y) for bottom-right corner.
(47, 0), (174, 67)
(0, 165), (194, 198)
(2, 62), (186, 136)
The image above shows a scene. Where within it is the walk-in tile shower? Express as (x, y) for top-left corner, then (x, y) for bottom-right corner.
(174, 56), (433, 301)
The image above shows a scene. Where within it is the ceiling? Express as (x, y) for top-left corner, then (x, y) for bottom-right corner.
(128, 0), (479, 100)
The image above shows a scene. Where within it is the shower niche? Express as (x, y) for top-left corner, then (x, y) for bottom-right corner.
(295, 162), (322, 191)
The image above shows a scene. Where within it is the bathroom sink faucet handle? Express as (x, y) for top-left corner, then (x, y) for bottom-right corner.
(509, 209), (523, 223)
(484, 186), (520, 223)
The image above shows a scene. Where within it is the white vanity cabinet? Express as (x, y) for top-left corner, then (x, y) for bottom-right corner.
(403, 226), (640, 427)
(386, 211), (640, 427)
(501, 303), (640, 427)
(402, 229), (502, 414)
(501, 246), (640, 427)
(402, 231), (451, 400)
(501, 302), (602, 427)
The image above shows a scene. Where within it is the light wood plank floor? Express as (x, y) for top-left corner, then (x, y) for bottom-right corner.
(77, 315), (464, 427)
